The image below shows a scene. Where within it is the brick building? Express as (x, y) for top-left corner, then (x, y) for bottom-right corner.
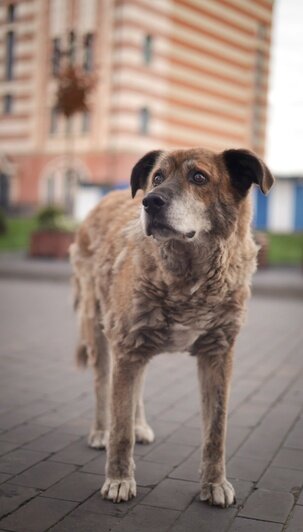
(0, 0), (274, 212)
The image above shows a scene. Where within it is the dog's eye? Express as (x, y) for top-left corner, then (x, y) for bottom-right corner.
(191, 172), (208, 185)
(153, 174), (164, 186)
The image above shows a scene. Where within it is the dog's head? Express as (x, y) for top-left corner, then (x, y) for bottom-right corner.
(130, 147), (274, 241)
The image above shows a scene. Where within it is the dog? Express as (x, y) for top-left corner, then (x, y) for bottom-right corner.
(70, 147), (273, 507)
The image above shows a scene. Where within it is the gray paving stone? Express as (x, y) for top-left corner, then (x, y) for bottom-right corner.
(258, 466), (303, 493)
(10, 461), (76, 489)
(80, 453), (107, 474)
(0, 473), (11, 485)
(50, 508), (122, 532)
(227, 455), (269, 482)
(144, 441), (195, 467)
(50, 438), (98, 465)
(24, 429), (81, 453)
(113, 504), (180, 532)
(0, 410), (32, 431)
(135, 459), (174, 487)
(1, 423), (52, 446)
(285, 505), (303, 531)
(0, 441), (19, 456)
(142, 478), (198, 510)
(0, 496), (77, 531)
(166, 426), (201, 446)
(0, 449), (49, 475)
(231, 517), (283, 531)
(272, 448), (303, 470)
(284, 426), (303, 450)
(169, 449), (200, 482)
(229, 478), (254, 504)
(170, 499), (237, 532)
(0, 483), (39, 519)
(239, 488), (294, 523)
(297, 490), (303, 505)
(226, 426), (251, 458)
(41, 471), (101, 502)
(229, 402), (268, 428)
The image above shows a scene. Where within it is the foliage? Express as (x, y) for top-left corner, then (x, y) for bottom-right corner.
(36, 205), (77, 232)
(0, 217), (37, 251)
(0, 208), (7, 236)
(56, 66), (96, 118)
(36, 205), (65, 228)
(268, 232), (303, 266)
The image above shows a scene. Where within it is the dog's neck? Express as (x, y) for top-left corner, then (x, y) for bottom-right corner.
(157, 235), (226, 286)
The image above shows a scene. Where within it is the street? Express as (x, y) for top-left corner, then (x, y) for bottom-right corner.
(0, 278), (303, 531)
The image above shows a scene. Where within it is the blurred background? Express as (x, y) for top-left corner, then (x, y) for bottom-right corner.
(0, 0), (302, 267)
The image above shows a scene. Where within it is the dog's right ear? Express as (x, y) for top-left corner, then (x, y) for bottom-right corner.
(130, 150), (163, 198)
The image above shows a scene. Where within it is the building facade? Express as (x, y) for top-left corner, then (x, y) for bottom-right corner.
(0, 0), (274, 211)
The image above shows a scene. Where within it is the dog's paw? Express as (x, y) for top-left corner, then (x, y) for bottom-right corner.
(101, 477), (136, 503)
(88, 429), (109, 449)
(200, 479), (236, 508)
(135, 423), (155, 444)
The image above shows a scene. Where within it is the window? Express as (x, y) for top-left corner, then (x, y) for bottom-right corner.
(7, 4), (16, 23)
(51, 38), (61, 76)
(82, 110), (91, 133)
(65, 115), (73, 136)
(83, 33), (93, 72)
(257, 23), (267, 40)
(46, 176), (55, 204)
(3, 94), (13, 114)
(50, 106), (59, 135)
(64, 169), (75, 212)
(5, 31), (15, 80)
(68, 31), (76, 65)
(139, 107), (150, 135)
(143, 34), (153, 65)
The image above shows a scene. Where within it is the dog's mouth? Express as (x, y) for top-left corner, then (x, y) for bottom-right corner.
(146, 220), (196, 240)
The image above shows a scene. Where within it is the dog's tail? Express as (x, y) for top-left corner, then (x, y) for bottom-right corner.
(76, 343), (89, 368)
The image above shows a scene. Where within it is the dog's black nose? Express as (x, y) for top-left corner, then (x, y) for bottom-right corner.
(142, 193), (166, 214)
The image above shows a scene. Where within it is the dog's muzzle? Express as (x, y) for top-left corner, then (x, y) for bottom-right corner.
(142, 193), (196, 240)
(142, 193), (167, 216)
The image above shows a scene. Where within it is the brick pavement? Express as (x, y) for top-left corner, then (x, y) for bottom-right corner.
(0, 278), (302, 531)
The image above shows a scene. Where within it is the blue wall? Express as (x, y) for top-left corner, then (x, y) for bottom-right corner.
(294, 183), (303, 230)
(254, 188), (268, 230)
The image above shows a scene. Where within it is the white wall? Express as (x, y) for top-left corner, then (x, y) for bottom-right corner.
(268, 180), (293, 232)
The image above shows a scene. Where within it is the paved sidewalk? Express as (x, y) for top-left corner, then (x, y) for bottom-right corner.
(0, 279), (303, 531)
(0, 252), (303, 298)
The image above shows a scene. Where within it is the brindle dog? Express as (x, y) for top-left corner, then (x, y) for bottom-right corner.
(70, 147), (274, 507)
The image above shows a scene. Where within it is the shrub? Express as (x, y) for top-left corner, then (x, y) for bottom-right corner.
(36, 205), (65, 229)
(35, 205), (77, 233)
(0, 208), (7, 236)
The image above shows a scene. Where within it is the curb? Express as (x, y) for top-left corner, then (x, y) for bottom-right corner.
(0, 261), (302, 299)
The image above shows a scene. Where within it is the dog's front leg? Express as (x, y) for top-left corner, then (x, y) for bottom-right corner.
(101, 357), (146, 503)
(197, 348), (236, 508)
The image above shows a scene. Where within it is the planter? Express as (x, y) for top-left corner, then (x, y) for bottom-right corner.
(29, 230), (75, 259)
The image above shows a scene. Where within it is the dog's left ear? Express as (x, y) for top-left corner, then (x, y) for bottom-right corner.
(130, 150), (163, 198)
(223, 149), (274, 196)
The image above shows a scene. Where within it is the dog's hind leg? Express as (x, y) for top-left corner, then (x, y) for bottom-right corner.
(135, 367), (155, 444)
(88, 321), (111, 449)
(71, 250), (110, 449)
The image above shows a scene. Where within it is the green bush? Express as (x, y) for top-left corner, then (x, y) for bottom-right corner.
(36, 205), (65, 229)
(36, 205), (77, 233)
(0, 209), (7, 236)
